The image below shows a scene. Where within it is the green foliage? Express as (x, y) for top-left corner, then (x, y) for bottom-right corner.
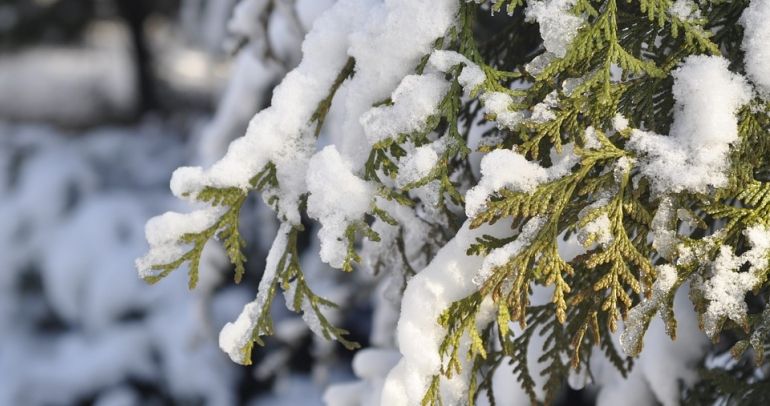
(143, 164), (276, 289)
(241, 225), (360, 364)
(145, 0), (770, 402)
(142, 59), (361, 359)
(419, 1), (770, 404)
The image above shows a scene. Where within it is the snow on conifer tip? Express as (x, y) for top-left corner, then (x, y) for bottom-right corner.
(741, 0), (770, 95)
(465, 145), (577, 218)
(629, 55), (752, 194)
(428, 50), (485, 91)
(360, 72), (450, 145)
(135, 208), (224, 277)
(381, 219), (512, 404)
(525, 0), (583, 58)
(306, 145), (374, 269)
(702, 225), (770, 338)
(396, 144), (439, 188)
(219, 223), (293, 364)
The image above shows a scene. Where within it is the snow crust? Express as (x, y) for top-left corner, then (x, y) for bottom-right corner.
(332, 0), (459, 167)
(428, 50), (486, 91)
(136, 208), (224, 278)
(669, 0), (701, 21)
(428, 50), (527, 130)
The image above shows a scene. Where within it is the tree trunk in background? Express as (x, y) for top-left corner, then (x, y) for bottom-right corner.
(117, 0), (157, 114)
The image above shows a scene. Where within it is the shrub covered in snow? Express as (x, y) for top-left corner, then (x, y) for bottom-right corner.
(140, 0), (770, 404)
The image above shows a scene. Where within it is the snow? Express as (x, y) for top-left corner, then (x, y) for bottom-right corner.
(307, 146), (375, 268)
(381, 219), (513, 405)
(612, 113), (629, 132)
(0, 123), (238, 406)
(526, 52), (556, 76)
(396, 145), (440, 188)
(580, 213), (613, 247)
(621, 263), (679, 358)
(629, 55), (752, 194)
(669, 0), (701, 21)
(148, 0), (463, 285)
(525, 0), (583, 58)
(428, 50), (486, 91)
(219, 222), (292, 364)
(474, 216), (547, 286)
(650, 196), (678, 261)
(196, 50), (282, 166)
(426, 50), (530, 131)
(136, 207), (224, 279)
(427, 50), (528, 131)
(360, 73), (450, 145)
(741, 0), (770, 95)
(0, 23), (135, 126)
(228, 0), (270, 39)
(465, 145), (577, 218)
(583, 126), (602, 149)
(324, 348), (402, 406)
(332, 0), (460, 168)
(164, 0), (373, 225)
(479, 91), (527, 129)
(530, 90), (560, 123)
(701, 225), (770, 338)
(96, 1), (770, 404)
(296, 0), (337, 31)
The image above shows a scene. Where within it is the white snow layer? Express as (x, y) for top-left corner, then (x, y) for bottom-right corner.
(324, 348), (402, 406)
(669, 0), (701, 21)
(428, 50), (486, 91)
(136, 207), (224, 278)
(167, 0), (374, 225)
(629, 55), (752, 194)
(219, 223), (292, 364)
(307, 146), (374, 268)
(331, 0), (460, 167)
(428, 50), (527, 130)
(396, 145), (440, 188)
(741, 0), (770, 95)
(474, 216), (547, 286)
(701, 225), (770, 338)
(525, 0), (583, 58)
(149, 0), (464, 373)
(361, 73), (450, 144)
(465, 145), (577, 218)
(381, 219), (513, 405)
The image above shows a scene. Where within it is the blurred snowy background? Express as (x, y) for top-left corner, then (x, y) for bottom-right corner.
(0, 1), (367, 405)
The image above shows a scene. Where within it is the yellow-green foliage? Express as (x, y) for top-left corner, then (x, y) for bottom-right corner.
(143, 0), (770, 402)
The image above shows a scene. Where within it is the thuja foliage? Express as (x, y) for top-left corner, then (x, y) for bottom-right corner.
(140, 0), (770, 403)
